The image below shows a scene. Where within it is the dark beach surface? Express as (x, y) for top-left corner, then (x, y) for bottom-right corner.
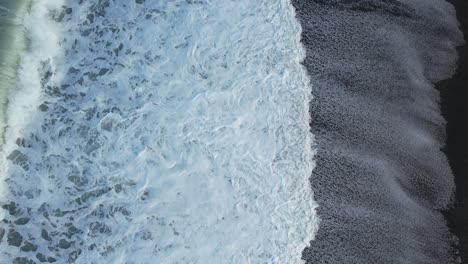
(440, 0), (468, 262)
(293, 0), (464, 263)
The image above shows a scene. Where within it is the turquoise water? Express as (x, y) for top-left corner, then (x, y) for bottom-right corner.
(0, 0), (28, 144)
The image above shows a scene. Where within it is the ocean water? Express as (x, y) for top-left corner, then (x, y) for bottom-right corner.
(0, 0), (28, 144)
(0, 0), (318, 263)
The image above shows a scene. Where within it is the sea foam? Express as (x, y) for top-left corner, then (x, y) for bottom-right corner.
(0, 0), (318, 263)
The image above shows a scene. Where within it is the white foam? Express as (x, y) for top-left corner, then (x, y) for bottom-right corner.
(0, 0), (318, 263)
(0, 0), (64, 199)
(2, 0), (64, 151)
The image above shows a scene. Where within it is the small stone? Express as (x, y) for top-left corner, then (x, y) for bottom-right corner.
(39, 104), (49, 112)
(135, 0), (144, 4)
(114, 184), (122, 193)
(86, 13), (94, 23)
(20, 241), (38, 252)
(2, 201), (18, 216)
(100, 118), (113, 131)
(0, 228), (5, 243)
(88, 243), (96, 251)
(7, 229), (23, 247)
(13, 257), (35, 264)
(87, 72), (97, 81)
(81, 28), (92, 37)
(67, 67), (80, 74)
(65, 224), (80, 238)
(41, 229), (52, 241)
(57, 239), (71, 249)
(7, 150), (28, 164)
(113, 43), (123, 56)
(14, 217), (30, 225)
(98, 68), (109, 76)
(36, 253), (46, 263)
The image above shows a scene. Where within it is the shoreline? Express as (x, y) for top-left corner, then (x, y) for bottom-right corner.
(293, 0), (462, 262)
(439, 0), (468, 262)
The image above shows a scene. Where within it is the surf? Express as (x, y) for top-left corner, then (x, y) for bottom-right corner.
(0, 1), (318, 263)
(0, 0), (29, 145)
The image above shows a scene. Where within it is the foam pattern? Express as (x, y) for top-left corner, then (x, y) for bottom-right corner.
(0, 0), (317, 263)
